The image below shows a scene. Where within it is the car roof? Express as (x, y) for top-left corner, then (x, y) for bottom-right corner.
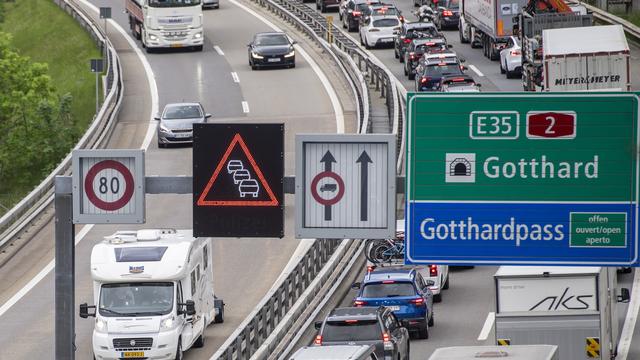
(413, 37), (446, 44)
(405, 21), (435, 29)
(255, 32), (287, 37)
(164, 102), (201, 108)
(328, 306), (381, 319)
(424, 51), (457, 59)
(354, 0), (381, 4)
(365, 268), (415, 282)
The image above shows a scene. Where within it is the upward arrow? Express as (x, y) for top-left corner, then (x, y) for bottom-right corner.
(356, 151), (373, 222)
(320, 151), (336, 172)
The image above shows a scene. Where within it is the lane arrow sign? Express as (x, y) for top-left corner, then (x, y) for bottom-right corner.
(357, 151), (372, 221)
(320, 150), (337, 221)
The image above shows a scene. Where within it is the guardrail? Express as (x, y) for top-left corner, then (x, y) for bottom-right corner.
(211, 0), (405, 359)
(569, 1), (640, 42)
(0, 0), (123, 250)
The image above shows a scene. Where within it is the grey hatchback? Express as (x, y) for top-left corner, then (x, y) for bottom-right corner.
(314, 306), (410, 360)
(156, 102), (211, 148)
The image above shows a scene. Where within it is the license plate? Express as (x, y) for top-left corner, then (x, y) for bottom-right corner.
(388, 306), (400, 311)
(174, 132), (191, 138)
(268, 58), (281, 62)
(381, 38), (393, 42)
(170, 44), (183, 48)
(122, 352), (145, 358)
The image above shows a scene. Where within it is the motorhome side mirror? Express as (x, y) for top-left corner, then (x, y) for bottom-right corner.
(185, 300), (196, 316)
(351, 282), (361, 290)
(618, 288), (631, 303)
(314, 321), (323, 330)
(154, 116), (160, 121)
(79, 303), (96, 318)
(426, 280), (435, 287)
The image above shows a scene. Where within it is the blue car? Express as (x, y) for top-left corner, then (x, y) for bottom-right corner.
(352, 268), (435, 339)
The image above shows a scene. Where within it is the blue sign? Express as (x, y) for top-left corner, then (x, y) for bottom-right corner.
(406, 202), (637, 266)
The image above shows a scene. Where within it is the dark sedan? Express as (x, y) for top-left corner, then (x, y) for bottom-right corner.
(248, 32), (296, 70)
(434, 0), (460, 30)
(156, 102), (211, 147)
(393, 21), (440, 62)
(404, 38), (450, 80)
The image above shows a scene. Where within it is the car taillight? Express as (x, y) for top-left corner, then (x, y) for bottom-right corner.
(510, 50), (521, 56)
(399, 15), (404, 22)
(382, 280), (395, 284)
(367, 265), (376, 272)
(353, 10), (361, 16)
(354, 299), (368, 306)
(409, 52), (416, 59)
(383, 333), (393, 350)
(420, 77), (431, 84)
(403, 38), (411, 44)
(410, 297), (425, 306)
(314, 335), (322, 345)
(383, 333), (391, 342)
(443, 10), (453, 16)
(430, 264), (438, 276)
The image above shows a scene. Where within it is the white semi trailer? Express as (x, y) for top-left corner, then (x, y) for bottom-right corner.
(79, 229), (224, 360)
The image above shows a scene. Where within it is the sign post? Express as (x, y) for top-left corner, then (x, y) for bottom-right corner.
(295, 134), (396, 239)
(405, 93), (640, 266)
(89, 59), (104, 115)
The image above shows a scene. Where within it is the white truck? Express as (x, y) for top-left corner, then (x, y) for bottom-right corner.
(125, 0), (204, 52)
(79, 229), (224, 360)
(429, 345), (559, 360)
(539, 25), (631, 91)
(458, 0), (529, 60)
(494, 267), (630, 360)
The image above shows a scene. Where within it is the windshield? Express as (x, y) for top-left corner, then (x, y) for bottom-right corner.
(373, 18), (400, 27)
(148, 0), (201, 7)
(255, 34), (290, 46)
(362, 282), (416, 297)
(323, 320), (381, 341)
(99, 282), (174, 317)
(163, 105), (202, 119)
(425, 63), (463, 77)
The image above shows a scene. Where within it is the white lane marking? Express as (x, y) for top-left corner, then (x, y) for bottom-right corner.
(0, 0), (158, 317)
(469, 64), (485, 77)
(477, 312), (495, 341)
(617, 268), (640, 360)
(0, 224), (94, 318)
(242, 101), (250, 113)
(231, 72), (240, 83)
(227, 0), (345, 134)
(214, 45), (225, 56)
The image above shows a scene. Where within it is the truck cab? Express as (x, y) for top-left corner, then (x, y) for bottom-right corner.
(79, 229), (223, 360)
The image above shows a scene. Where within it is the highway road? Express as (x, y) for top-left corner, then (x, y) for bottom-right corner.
(0, 0), (354, 358)
(303, 0), (640, 358)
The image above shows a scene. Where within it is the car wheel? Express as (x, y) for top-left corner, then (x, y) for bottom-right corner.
(394, 48), (399, 59)
(360, 34), (364, 46)
(194, 45), (203, 52)
(251, 64), (257, 70)
(434, 293), (442, 303)
(316, 1), (320, 10)
(193, 334), (205, 348)
(342, 18), (346, 28)
(428, 313), (434, 327)
(405, 342), (410, 360)
(289, 62), (296, 68)
(500, 60), (506, 74)
(399, 52), (404, 63)
(408, 68), (415, 80)
(215, 306), (224, 323)
(404, 64), (408, 76)
(158, 142), (166, 149)
(418, 322), (429, 339)
(175, 339), (183, 360)
(443, 275), (450, 290)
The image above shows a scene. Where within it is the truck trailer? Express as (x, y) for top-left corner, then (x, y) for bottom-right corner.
(125, 0), (204, 52)
(429, 345), (559, 360)
(494, 267), (629, 360)
(79, 229), (224, 360)
(458, 0), (529, 60)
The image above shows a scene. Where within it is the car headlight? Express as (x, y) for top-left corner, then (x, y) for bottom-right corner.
(160, 316), (175, 330)
(149, 34), (158, 41)
(159, 123), (170, 133)
(194, 32), (202, 39)
(251, 52), (264, 59)
(95, 318), (108, 333)
(284, 50), (295, 58)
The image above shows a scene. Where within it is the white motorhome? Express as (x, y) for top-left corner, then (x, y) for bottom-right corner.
(494, 267), (629, 360)
(80, 229), (224, 360)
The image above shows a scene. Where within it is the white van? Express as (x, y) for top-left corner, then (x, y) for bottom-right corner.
(79, 229), (224, 360)
(290, 345), (378, 360)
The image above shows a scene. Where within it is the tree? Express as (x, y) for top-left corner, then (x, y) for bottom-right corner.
(0, 32), (76, 192)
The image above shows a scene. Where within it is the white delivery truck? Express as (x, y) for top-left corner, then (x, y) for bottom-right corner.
(125, 0), (204, 52)
(494, 267), (629, 360)
(541, 25), (631, 91)
(429, 345), (558, 360)
(458, 0), (529, 60)
(79, 229), (224, 360)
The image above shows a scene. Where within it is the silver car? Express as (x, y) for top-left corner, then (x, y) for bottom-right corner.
(202, 0), (219, 9)
(156, 102), (211, 148)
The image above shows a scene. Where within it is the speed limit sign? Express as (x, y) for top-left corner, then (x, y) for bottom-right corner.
(72, 149), (145, 224)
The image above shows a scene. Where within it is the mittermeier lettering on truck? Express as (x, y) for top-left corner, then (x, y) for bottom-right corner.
(405, 93), (639, 265)
(555, 75), (621, 86)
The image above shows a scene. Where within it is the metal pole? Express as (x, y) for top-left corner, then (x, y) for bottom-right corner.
(95, 72), (99, 114)
(55, 176), (75, 360)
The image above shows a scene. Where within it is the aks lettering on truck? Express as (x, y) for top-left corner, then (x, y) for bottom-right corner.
(405, 93), (640, 266)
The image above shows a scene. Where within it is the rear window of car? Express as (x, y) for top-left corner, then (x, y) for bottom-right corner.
(425, 64), (463, 77)
(372, 6), (399, 15)
(323, 320), (381, 341)
(373, 18), (399, 27)
(362, 281), (416, 297)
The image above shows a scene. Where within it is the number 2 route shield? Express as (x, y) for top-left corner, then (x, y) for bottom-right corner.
(405, 93), (640, 266)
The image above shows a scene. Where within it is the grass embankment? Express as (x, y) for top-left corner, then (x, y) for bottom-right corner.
(614, 11), (640, 28)
(0, 0), (101, 215)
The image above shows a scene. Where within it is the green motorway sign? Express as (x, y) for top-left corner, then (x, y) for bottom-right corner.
(405, 93), (640, 266)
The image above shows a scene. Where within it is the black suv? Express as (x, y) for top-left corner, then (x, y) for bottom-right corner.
(404, 38), (450, 79)
(393, 21), (440, 62)
(314, 307), (410, 360)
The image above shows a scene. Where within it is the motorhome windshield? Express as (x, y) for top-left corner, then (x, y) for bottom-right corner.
(99, 282), (173, 317)
(148, 0), (201, 8)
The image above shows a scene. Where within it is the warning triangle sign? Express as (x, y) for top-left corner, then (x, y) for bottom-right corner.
(197, 133), (279, 207)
